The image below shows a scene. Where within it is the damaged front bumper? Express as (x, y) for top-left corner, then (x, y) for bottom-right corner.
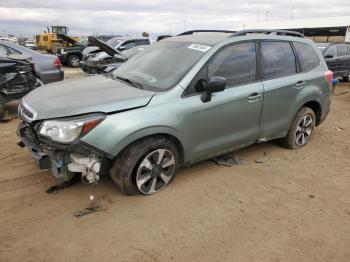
(17, 121), (112, 183)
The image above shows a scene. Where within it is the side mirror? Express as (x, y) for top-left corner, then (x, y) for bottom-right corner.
(118, 46), (126, 51)
(325, 54), (334, 59)
(201, 76), (227, 103)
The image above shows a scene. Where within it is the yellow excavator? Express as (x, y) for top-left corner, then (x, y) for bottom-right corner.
(36, 26), (80, 53)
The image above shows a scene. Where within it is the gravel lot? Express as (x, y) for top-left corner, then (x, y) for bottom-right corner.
(0, 68), (349, 262)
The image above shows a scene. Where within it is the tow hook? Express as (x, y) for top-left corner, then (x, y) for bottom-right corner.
(68, 153), (101, 184)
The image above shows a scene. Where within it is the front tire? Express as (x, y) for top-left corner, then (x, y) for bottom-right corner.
(110, 136), (179, 195)
(67, 55), (81, 68)
(280, 107), (316, 149)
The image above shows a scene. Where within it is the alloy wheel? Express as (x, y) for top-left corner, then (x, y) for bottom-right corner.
(295, 115), (313, 146)
(136, 149), (176, 194)
(71, 57), (80, 67)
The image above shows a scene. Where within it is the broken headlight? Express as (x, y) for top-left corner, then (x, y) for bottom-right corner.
(39, 114), (105, 143)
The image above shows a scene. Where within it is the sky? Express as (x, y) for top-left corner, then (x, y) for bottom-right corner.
(0, 0), (349, 37)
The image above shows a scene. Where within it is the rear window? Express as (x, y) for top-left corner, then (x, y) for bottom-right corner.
(293, 42), (320, 72)
(261, 41), (296, 79)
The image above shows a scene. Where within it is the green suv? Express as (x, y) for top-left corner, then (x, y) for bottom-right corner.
(17, 29), (332, 195)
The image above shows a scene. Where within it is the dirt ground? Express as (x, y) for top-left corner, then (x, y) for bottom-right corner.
(0, 68), (349, 262)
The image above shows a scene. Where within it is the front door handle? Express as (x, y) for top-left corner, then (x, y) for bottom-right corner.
(248, 93), (262, 102)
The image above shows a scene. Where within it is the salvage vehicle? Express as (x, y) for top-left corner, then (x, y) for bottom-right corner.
(17, 29), (331, 195)
(82, 36), (150, 60)
(55, 35), (121, 68)
(0, 54), (42, 117)
(54, 35), (86, 68)
(321, 42), (350, 81)
(81, 36), (149, 74)
(0, 40), (64, 84)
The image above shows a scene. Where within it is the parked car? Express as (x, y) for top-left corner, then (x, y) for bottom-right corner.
(0, 54), (42, 117)
(0, 40), (63, 84)
(319, 42), (350, 81)
(54, 35), (86, 68)
(17, 29), (331, 195)
(24, 40), (37, 50)
(81, 36), (149, 74)
(82, 36), (150, 60)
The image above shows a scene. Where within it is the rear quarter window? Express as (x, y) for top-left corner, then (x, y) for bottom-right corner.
(293, 42), (320, 72)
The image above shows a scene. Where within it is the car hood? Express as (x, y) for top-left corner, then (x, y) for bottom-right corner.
(58, 34), (79, 45)
(22, 75), (155, 120)
(88, 36), (124, 57)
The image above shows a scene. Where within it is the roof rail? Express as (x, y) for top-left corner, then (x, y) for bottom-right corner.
(178, 30), (236, 36)
(231, 29), (305, 38)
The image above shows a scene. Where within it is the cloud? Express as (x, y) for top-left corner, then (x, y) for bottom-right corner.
(0, 0), (349, 37)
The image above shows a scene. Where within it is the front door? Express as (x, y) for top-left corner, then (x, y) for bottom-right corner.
(181, 42), (263, 162)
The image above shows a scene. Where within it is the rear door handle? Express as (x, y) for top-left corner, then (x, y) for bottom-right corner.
(295, 81), (306, 88)
(248, 93), (262, 102)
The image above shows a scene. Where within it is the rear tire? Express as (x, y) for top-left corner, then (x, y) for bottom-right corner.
(343, 73), (349, 82)
(280, 107), (316, 150)
(67, 55), (81, 68)
(109, 136), (179, 195)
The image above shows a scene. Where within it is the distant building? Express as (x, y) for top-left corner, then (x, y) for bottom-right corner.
(236, 16), (350, 42)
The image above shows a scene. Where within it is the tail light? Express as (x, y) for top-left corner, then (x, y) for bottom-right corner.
(53, 57), (62, 68)
(324, 70), (333, 83)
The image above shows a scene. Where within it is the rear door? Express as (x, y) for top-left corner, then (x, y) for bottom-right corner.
(259, 41), (302, 139)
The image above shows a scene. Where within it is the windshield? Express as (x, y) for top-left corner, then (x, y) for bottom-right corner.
(106, 38), (122, 48)
(112, 41), (209, 91)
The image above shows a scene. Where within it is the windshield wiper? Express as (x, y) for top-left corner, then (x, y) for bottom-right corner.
(114, 76), (144, 89)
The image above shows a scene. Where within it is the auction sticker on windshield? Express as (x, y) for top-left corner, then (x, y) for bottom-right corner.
(188, 43), (211, 52)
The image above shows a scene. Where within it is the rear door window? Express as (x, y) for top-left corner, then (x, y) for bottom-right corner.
(261, 41), (297, 79)
(293, 42), (320, 72)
